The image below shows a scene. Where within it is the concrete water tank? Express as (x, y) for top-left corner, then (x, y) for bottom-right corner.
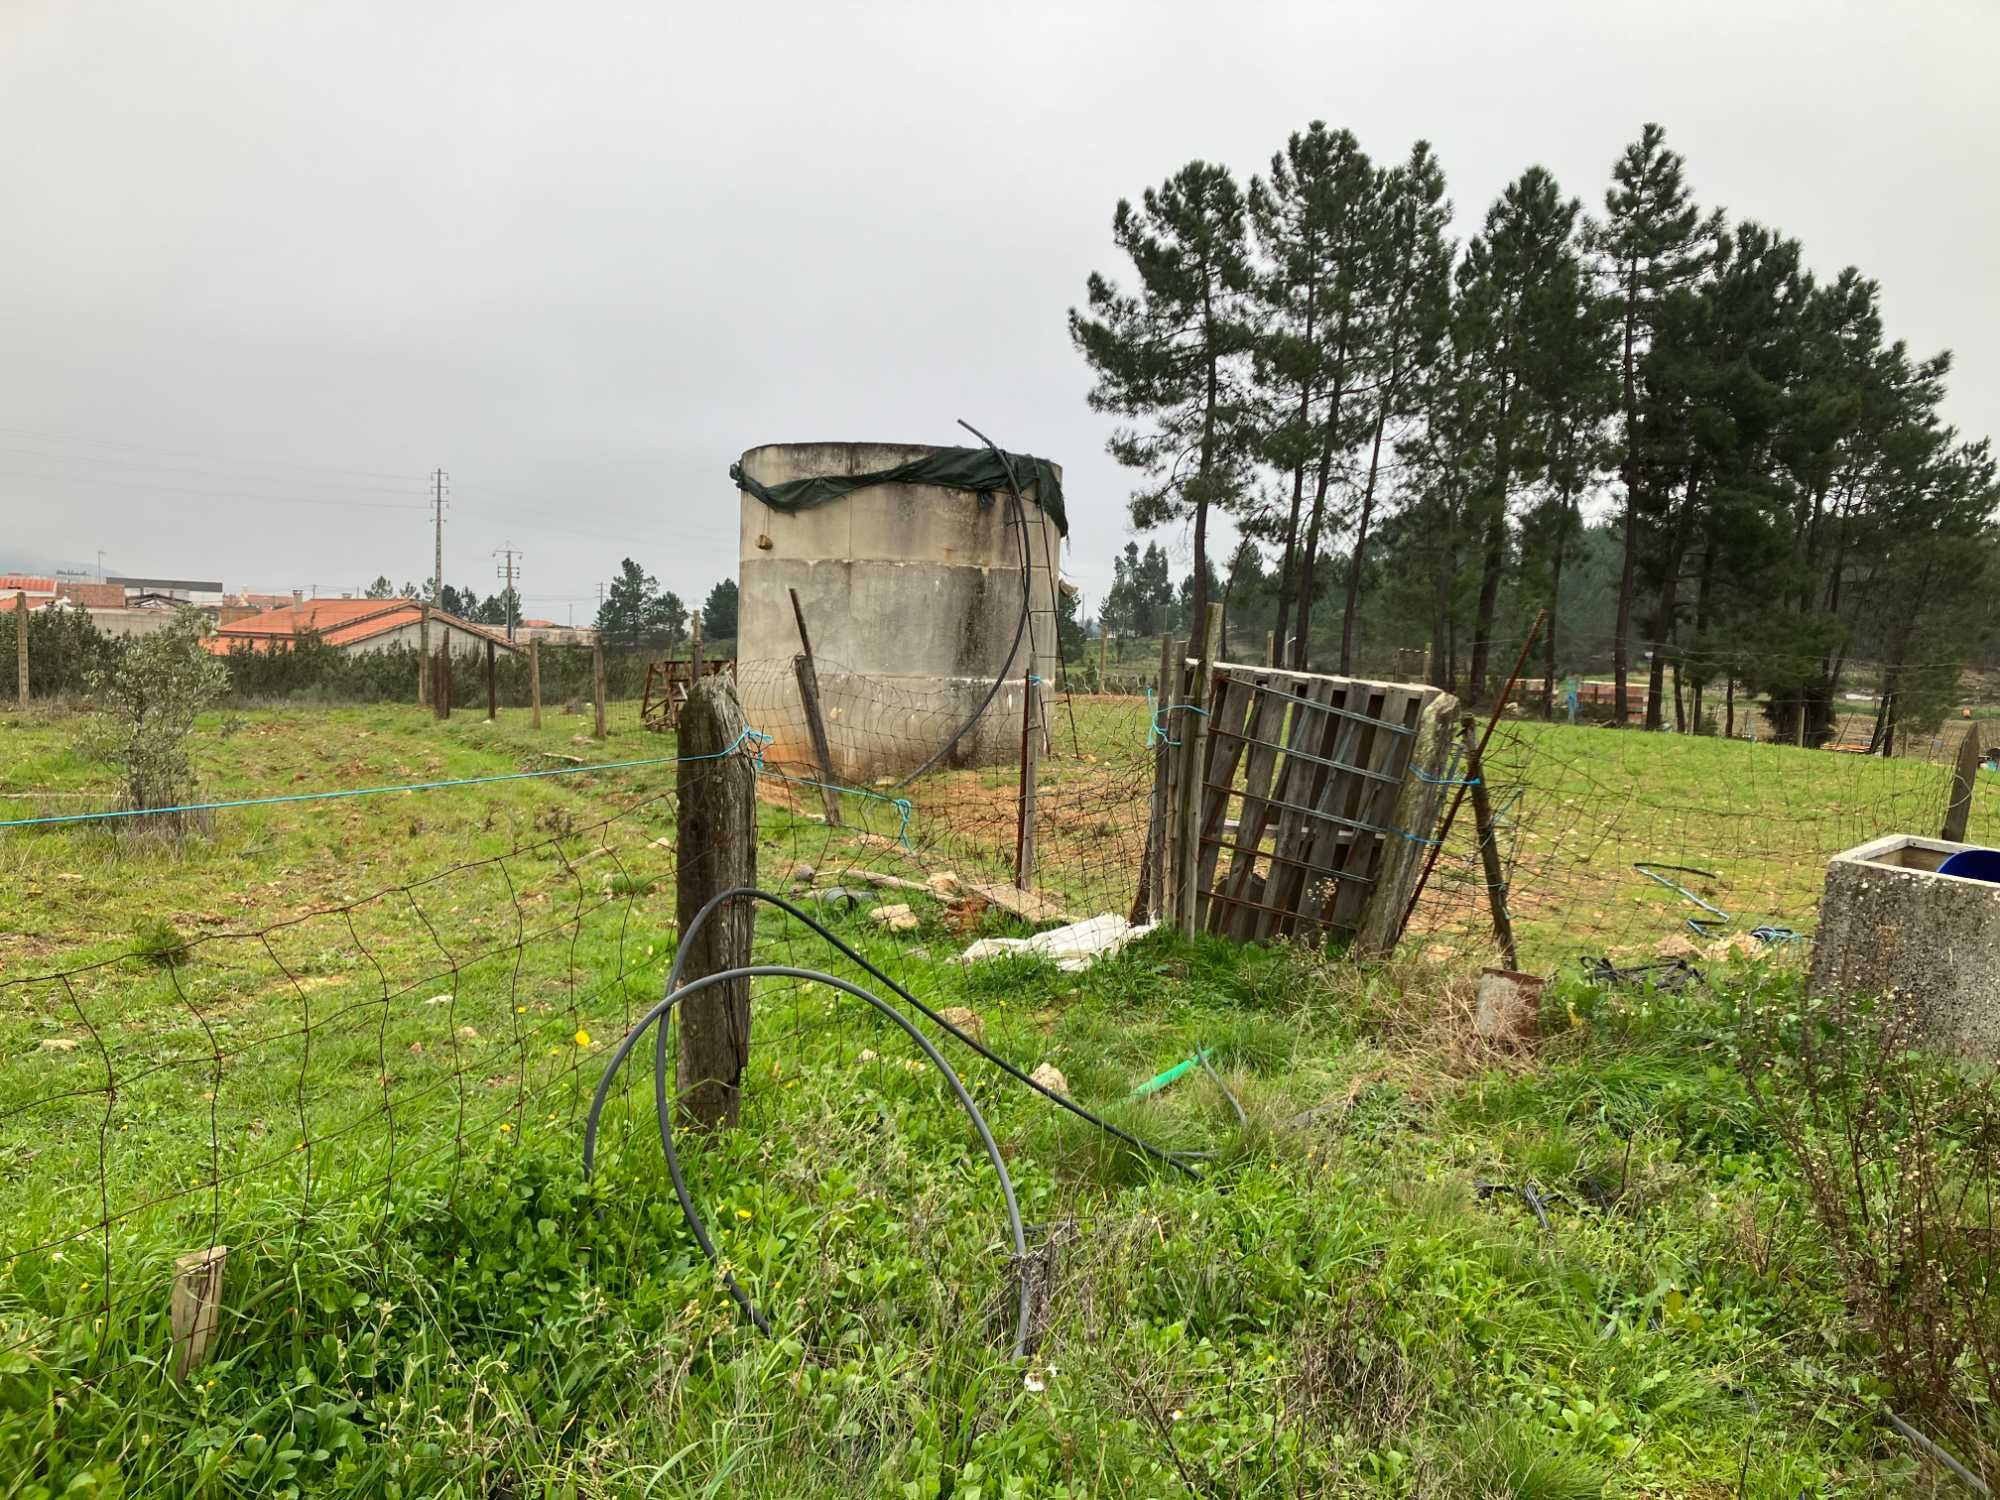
(734, 441), (1063, 781)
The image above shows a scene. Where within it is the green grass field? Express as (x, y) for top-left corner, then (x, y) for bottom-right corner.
(0, 699), (1986, 1494)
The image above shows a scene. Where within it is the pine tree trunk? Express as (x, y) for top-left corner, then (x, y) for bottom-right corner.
(1340, 390), (1395, 675)
(1611, 266), (1641, 725)
(1271, 464), (1306, 666)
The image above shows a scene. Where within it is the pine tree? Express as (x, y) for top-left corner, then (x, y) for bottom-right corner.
(596, 559), (659, 651)
(364, 575), (395, 599)
(701, 579), (738, 640)
(1071, 161), (1257, 631)
(1584, 124), (1724, 723)
(1338, 141), (1454, 673)
(1247, 125), (1379, 668)
(1454, 167), (1590, 703)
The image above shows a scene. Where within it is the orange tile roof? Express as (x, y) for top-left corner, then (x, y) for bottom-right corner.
(205, 599), (516, 655)
(0, 575), (56, 594)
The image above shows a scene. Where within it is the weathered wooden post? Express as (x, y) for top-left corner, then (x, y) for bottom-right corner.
(1461, 714), (1519, 972)
(787, 588), (842, 826)
(676, 673), (757, 1130)
(1942, 724), (1985, 843)
(484, 638), (497, 721)
(432, 641), (451, 720)
(1174, 604), (1223, 935)
(1138, 630), (1178, 924)
(528, 638), (542, 730)
(417, 603), (430, 707)
(170, 1244), (227, 1380)
(1096, 630), (1109, 692)
(690, 610), (703, 677)
(592, 640), (608, 740)
(14, 591), (26, 704)
(1015, 667), (1041, 891)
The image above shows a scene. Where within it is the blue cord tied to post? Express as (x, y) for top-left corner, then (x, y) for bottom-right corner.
(1150, 701), (1209, 748)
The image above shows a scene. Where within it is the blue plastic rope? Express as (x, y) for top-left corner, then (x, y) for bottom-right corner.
(757, 768), (914, 848)
(0, 725), (774, 832)
(1150, 701), (1210, 748)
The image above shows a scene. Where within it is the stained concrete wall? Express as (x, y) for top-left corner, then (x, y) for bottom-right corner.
(1809, 833), (2000, 1056)
(736, 442), (1061, 779)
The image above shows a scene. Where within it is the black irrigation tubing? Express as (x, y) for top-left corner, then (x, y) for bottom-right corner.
(581, 963), (1032, 1360)
(894, 418), (1034, 788)
(667, 886), (1202, 1176)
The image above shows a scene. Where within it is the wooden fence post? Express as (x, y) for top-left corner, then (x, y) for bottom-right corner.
(1141, 630), (1178, 924)
(787, 588), (842, 825)
(592, 641), (608, 740)
(1943, 724), (1984, 844)
(676, 674), (756, 1130)
(1015, 669), (1041, 891)
(417, 604), (430, 707)
(1461, 715), (1518, 971)
(170, 1244), (227, 1380)
(690, 611), (703, 677)
(1096, 630), (1109, 691)
(1173, 605), (1223, 936)
(485, 638), (497, 721)
(528, 638), (542, 729)
(14, 591), (26, 704)
(433, 641), (450, 720)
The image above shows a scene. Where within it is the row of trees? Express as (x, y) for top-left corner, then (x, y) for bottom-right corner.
(356, 568), (742, 654)
(592, 562), (737, 652)
(1072, 122), (1997, 739)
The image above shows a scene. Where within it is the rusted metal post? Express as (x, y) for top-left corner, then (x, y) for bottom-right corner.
(1393, 609), (1545, 950)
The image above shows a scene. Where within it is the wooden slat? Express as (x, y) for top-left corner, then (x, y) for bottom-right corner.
(1194, 673), (1255, 930)
(1291, 680), (1381, 939)
(1325, 687), (1421, 931)
(1263, 676), (1340, 937)
(1217, 674), (1292, 940)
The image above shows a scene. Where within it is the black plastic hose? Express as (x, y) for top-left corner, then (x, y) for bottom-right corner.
(666, 885), (1201, 1175)
(582, 963), (1032, 1359)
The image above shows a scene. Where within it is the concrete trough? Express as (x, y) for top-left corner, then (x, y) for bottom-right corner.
(1809, 833), (2000, 1055)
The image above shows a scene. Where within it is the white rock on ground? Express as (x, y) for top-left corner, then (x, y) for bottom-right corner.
(868, 903), (920, 933)
(1028, 1062), (1068, 1094)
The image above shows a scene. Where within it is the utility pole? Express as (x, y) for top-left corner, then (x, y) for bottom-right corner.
(492, 542), (522, 643)
(430, 469), (449, 606)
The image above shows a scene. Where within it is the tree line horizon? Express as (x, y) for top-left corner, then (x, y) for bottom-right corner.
(1071, 121), (1997, 743)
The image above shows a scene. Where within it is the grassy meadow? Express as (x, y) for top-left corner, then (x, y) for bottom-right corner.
(0, 696), (1989, 1494)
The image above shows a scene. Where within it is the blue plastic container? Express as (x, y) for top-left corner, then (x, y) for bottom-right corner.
(1937, 847), (2000, 884)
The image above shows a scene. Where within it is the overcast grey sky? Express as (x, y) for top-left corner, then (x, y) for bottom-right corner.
(3, 1), (1993, 618)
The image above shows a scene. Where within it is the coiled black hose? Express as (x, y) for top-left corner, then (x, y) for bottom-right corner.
(663, 886), (1202, 1174)
(582, 962), (1032, 1359)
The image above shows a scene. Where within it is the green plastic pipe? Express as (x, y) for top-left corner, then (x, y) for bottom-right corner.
(1128, 1049), (1210, 1100)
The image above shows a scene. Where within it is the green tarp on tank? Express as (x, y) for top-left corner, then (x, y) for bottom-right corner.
(729, 446), (1067, 537)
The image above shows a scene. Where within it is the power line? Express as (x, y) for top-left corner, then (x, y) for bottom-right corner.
(0, 466), (430, 512)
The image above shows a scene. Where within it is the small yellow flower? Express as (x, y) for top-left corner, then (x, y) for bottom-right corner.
(515, 1005), (526, 1014)
(735, 1208), (753, 1221)
(498, 1123), (512, 1133)
(574, 1029), (592, 1047)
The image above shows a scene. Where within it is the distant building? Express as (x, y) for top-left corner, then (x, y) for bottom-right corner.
(516, 619), (597, 647)
(204, 599), (516, 658)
